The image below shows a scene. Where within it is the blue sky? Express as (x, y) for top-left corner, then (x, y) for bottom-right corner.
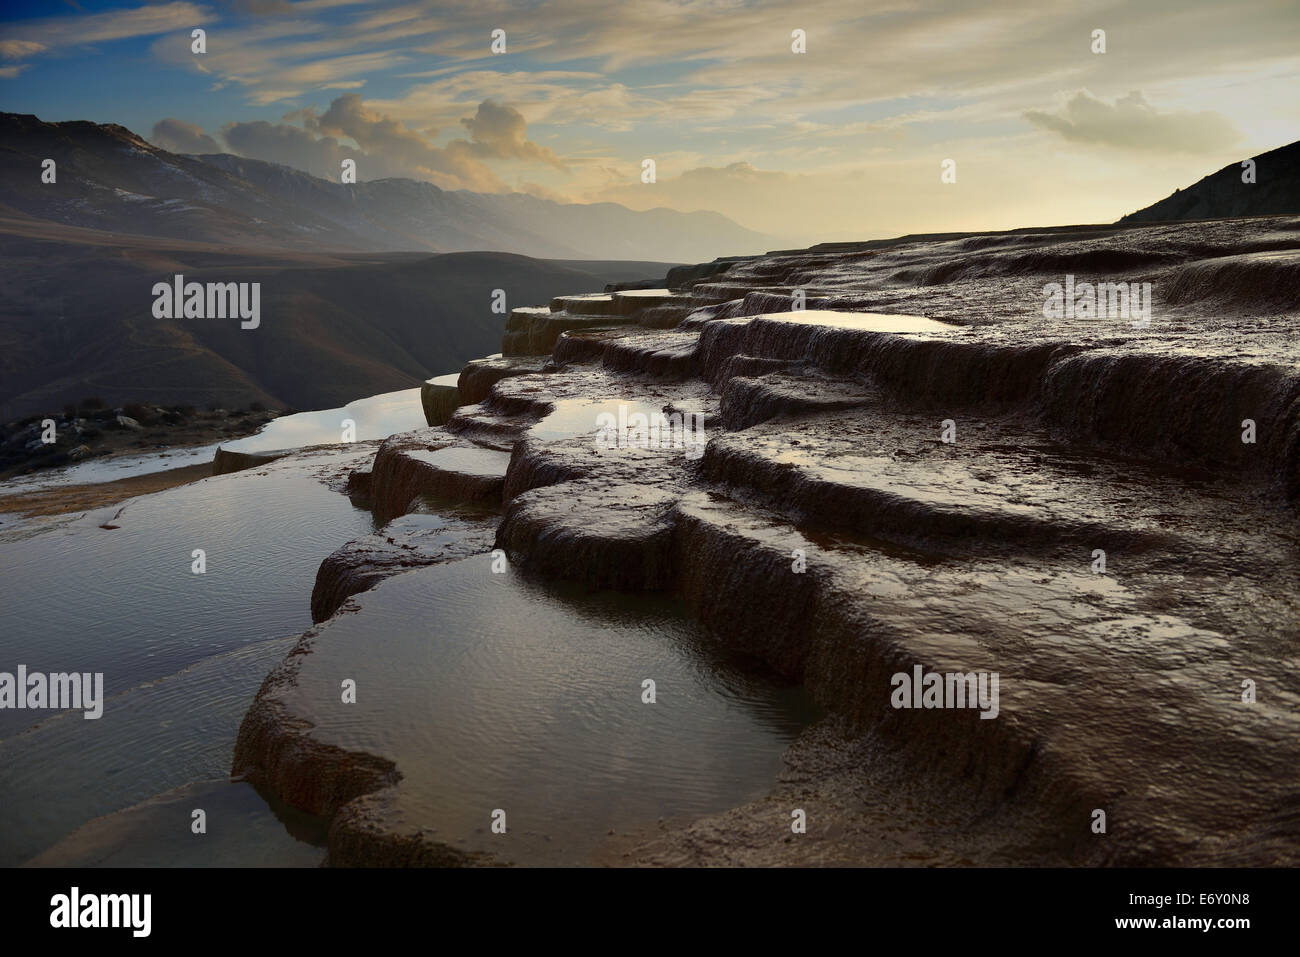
(2, 0), (1298, 242)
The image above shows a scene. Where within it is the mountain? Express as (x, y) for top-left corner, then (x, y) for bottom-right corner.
(0, 235), (677, 420)
(1119, 140), (1300, 223)
(0, 113), (774, 261)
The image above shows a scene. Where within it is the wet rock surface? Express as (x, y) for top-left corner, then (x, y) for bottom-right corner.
(237, 216), (1300, 866)
(457, 355), (547, 405)
(419, 374), (461, 427)
(368, 431), (512, 522)
(237, 558), (813, 866)
(310, 505), (497, 622)
(212, 447), (291, 475)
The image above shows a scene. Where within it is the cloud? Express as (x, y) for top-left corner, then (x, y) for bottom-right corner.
(0, 39), (45, 60)
(247, 90), (302, 106)
(1024, 90), (1240, 153)
(461, 100), (566, 169)
(311, 92), (429, 155)
(225, 0), (295, 14)
(150, 117), (221, 154)
(220, 118), (357, 180)
(11, 0), (1295, 238)
(519, 180), (570, 203)
(302, 92), (502, 189)
(145, 3), (432, 103)
(0, 2), (214, 61)
(213, 93), (563, 191)
(267, 50), (407, 92)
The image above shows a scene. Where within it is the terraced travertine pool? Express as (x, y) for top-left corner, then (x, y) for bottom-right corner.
(0, 447), (376, 865)
(0, 427), (814, 867)
(238, 555), (817, 865)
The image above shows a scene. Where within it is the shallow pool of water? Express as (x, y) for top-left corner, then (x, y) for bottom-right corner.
(0, 388), (428, 497)
(755, 309), (953, 333)
(0, 448), (375, 864)
(0, 442), (223, 496)
(0, 437), (812, 868)
(405, 446), (511, 476)
(27, 779), (328, 868)
(274, 557), (817, 865)
(222, 387), (425, 453)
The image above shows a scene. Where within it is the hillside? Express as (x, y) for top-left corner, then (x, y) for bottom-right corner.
(0, 228), (677, 419)
(1119, 139), (1300, 223)
(0, 112), (773, 261)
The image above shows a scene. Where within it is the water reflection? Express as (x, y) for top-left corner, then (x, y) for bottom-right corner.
(280, 558), (818, 865)
(223, 387), (426, 453)
(0, 450), (374, 864)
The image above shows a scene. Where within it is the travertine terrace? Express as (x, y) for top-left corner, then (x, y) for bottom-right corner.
(235, 216), (1300, 866)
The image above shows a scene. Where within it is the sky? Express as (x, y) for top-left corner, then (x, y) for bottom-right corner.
(1, 0), (1298, 245)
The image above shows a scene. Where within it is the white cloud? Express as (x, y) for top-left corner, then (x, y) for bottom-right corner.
(0, 2), (214, 59)
(0, 39), (45, 60)
(150, 117), (222, 153)
(1025, 90), (1240, 153)
(461, 100), (567, 169)
(216, 93), (567, 191)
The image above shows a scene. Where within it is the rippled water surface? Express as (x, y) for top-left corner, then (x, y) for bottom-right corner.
(0, 449), (374, 864)
(0, 442), (224, 495)
(283, 558), (817, 864)
(0, 388), (431, 497)
(222, 387), (426, 453)
(0, 429), (812, 867)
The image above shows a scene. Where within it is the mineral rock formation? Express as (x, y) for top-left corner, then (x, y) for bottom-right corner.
(310, 508), (496, 622)
(419, 373), (461, 427)
(212, 447), (290, 475)
(236, 215), (1300, 866)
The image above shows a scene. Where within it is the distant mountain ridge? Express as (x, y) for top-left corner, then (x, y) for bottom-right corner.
(0, 112), (774, 261)
(1119, 139), (1300, 223)
(0, 240), (679, 420)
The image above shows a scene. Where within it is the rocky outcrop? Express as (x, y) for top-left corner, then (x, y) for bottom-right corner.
(327, 792), (497, 867)
(368, 431), (511, 523)
(212, 447), (290, 475)
(232, 624), (402, 818)
(503, 289), (701, 357)
(497, 478), (680, 590)
(503, 307), (611, 355)
(1120, 139), (1300, 223)
(457, 356), (547, 405)
(236, 214), (1300, 867)
(419, 374), (460, 427)
(310, 509), (496, 621)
